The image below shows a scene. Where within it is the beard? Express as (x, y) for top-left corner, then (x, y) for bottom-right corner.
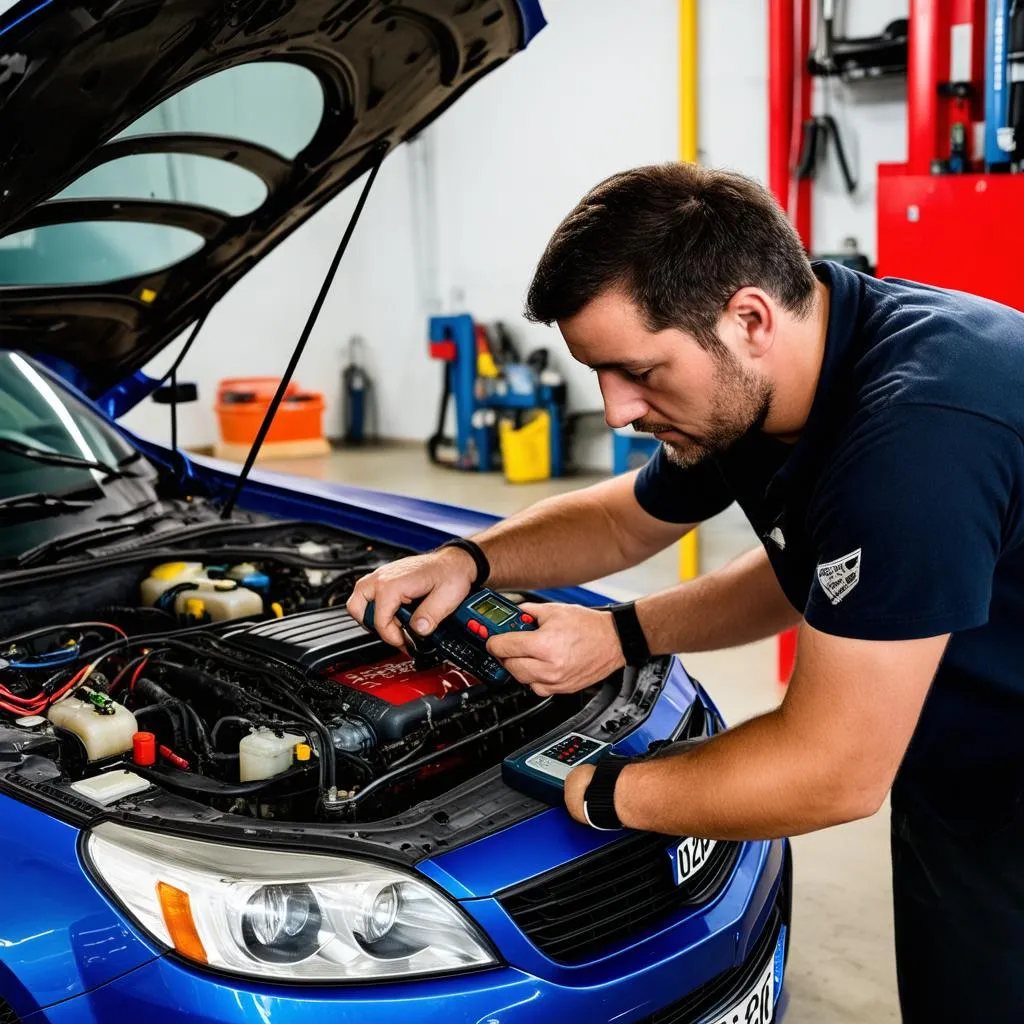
(633, 350), (773, 470)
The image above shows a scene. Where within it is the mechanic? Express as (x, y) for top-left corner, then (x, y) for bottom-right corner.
(349, 163), (1024, 1020)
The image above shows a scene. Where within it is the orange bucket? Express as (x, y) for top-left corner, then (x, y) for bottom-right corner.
(216, 377), (325, 447)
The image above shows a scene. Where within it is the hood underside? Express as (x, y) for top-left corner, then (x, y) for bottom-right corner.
(0, 0), (542, 399)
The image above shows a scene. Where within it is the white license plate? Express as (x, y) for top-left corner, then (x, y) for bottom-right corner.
(672, 836), (717, 884)
(707, 959), (775, 1024)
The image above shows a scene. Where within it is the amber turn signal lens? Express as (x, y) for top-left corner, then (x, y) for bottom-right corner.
(157, 881), (208, 963)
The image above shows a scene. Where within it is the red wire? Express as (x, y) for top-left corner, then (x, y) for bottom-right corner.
(0, 621), (129, 715)
(0, 662), (92, 718)
(44, 664), (92, 707)
(107, 652), (150, 697)
(129, 656), (151, 693)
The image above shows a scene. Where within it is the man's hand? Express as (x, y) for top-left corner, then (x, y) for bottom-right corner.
(485, 602), (625, 696)
(563, 762), (596, 824)
(347, 547), (478, 649)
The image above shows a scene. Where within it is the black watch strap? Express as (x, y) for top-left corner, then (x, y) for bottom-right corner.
(582, 753), (632, 830)
(608, 601), (651, 668)
(439, 538), (490, 590)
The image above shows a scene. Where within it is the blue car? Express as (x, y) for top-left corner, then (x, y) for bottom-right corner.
(0, 0), (790, 1021)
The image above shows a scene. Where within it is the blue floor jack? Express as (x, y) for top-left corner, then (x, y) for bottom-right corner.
(426, 314), (566, 476)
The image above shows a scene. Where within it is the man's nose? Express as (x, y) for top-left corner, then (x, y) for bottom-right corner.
(598, 372), (648, 429)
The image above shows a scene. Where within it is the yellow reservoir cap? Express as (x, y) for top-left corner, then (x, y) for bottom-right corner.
(150, 562), (188, 581)
(185, 598), (206, 619)
(295, 743), (312, 762)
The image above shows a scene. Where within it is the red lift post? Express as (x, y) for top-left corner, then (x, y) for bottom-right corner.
(769, 0), (813, 685)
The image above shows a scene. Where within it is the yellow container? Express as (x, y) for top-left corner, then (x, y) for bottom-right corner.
(499, 411), (551, 483)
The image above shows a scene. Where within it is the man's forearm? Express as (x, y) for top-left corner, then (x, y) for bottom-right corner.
(475, 472), (686, 590)
(637, 546), (800, 654)
(613, 708), (870, 839)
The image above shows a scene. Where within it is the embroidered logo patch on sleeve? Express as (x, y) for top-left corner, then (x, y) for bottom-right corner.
(816, 548), (862, 605)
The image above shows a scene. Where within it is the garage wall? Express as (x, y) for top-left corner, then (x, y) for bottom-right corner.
(121, 0), (910, 469)
(809, 1), (909, 262)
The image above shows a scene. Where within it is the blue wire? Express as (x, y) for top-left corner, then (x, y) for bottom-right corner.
(9, 647), (80, 669)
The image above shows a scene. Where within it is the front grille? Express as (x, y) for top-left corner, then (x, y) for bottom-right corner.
(0, 996), (22, 1024)
(642, 907), (782, 1024)
(499, 832), (739, 963)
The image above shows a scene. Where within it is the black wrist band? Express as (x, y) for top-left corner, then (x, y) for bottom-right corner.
(582, 752), (632, 830)
(607, 601), (651, 668)
(439, 538), (490, 589)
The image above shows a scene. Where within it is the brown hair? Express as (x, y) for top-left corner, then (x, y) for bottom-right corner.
(525, 163), (816, 350)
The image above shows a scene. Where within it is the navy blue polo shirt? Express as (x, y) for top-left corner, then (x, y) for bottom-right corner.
(636, 261), (1024, 830)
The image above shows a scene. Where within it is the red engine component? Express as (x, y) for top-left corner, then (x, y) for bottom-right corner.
(327, 654), (481, 705)
(324, 654), (485, 741)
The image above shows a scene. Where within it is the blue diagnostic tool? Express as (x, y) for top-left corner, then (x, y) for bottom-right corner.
(501, 731), (610, 804)
(363, 587), (538, 685)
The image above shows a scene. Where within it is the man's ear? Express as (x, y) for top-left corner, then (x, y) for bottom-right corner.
(725, 287), (775, 359)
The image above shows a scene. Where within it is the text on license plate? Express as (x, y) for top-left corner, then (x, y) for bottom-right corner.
(672, 836), (716, 885)
(709, 959), (774, 1024)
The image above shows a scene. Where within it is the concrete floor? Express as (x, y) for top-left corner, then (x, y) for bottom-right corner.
(261, 444), (900, 1022)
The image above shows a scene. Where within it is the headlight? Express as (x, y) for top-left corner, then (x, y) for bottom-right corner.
(83, 822), (496, 981)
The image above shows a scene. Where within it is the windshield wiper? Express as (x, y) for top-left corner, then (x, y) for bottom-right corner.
(0, 438), (129, 480)
(12, 504), (214, 568)
(0, 492), (95, 520)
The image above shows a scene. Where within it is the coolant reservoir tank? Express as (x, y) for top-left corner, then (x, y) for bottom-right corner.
(140, 562), (204, 607)
(239, 728), (306, 782)
(141, 562), (263, 621)
(47, 689), (138, 761)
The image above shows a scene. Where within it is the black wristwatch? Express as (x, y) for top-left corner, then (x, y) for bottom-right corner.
(607, 601), (651, 668)
(582, 752), (633, 830)
(438, 538), (490, 590)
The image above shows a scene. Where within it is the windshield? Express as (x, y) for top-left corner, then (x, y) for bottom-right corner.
(0, 352), (159, 559)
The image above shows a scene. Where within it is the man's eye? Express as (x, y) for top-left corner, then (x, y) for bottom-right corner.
(625, 368), (654, 384)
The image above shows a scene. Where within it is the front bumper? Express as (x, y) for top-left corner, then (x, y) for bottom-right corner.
(27, 838), (788, 1024)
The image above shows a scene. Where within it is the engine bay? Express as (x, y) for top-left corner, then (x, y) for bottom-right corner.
(0, 523), (590, 824)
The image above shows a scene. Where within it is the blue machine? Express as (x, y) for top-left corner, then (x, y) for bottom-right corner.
(612, 430), (661, 475)
(986, 0), (1024, 168)
(986, 0), (1012, 168)
(428, 314), (566, 476)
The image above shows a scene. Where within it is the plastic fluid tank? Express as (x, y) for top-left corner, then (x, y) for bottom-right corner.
(239, 727), (306, 782)
(48, 692), (138, 761)
(140, 562), (263, 621)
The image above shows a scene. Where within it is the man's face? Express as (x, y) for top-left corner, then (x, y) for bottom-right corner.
(559, 290), (773, 469)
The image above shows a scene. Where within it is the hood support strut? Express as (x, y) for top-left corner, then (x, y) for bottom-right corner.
(220, 144), (388, 520)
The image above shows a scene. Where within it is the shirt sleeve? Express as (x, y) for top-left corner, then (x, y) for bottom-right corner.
(633, 444), (735, 524)
(805, 404), (1020, 641)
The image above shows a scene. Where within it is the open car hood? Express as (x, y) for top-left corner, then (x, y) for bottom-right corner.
(0, 0), (544, 410)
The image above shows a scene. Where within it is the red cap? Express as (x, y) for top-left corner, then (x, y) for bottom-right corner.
(133, 731), (156, 767)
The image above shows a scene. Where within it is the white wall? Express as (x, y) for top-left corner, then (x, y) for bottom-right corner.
(122, 0), (911, 469)
(121, 148), (424, 450)
(810, 1), (909, 260)
(427, 0), (683, 468)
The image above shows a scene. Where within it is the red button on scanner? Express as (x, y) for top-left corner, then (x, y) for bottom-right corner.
(478, 625), (490, 638)
(467, 620), (481, 635)
(520, 614), (535, 624)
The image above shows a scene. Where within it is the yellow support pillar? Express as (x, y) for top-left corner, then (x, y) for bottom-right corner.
(679, 0), (699, 165)
(678, 0), (700, 582)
